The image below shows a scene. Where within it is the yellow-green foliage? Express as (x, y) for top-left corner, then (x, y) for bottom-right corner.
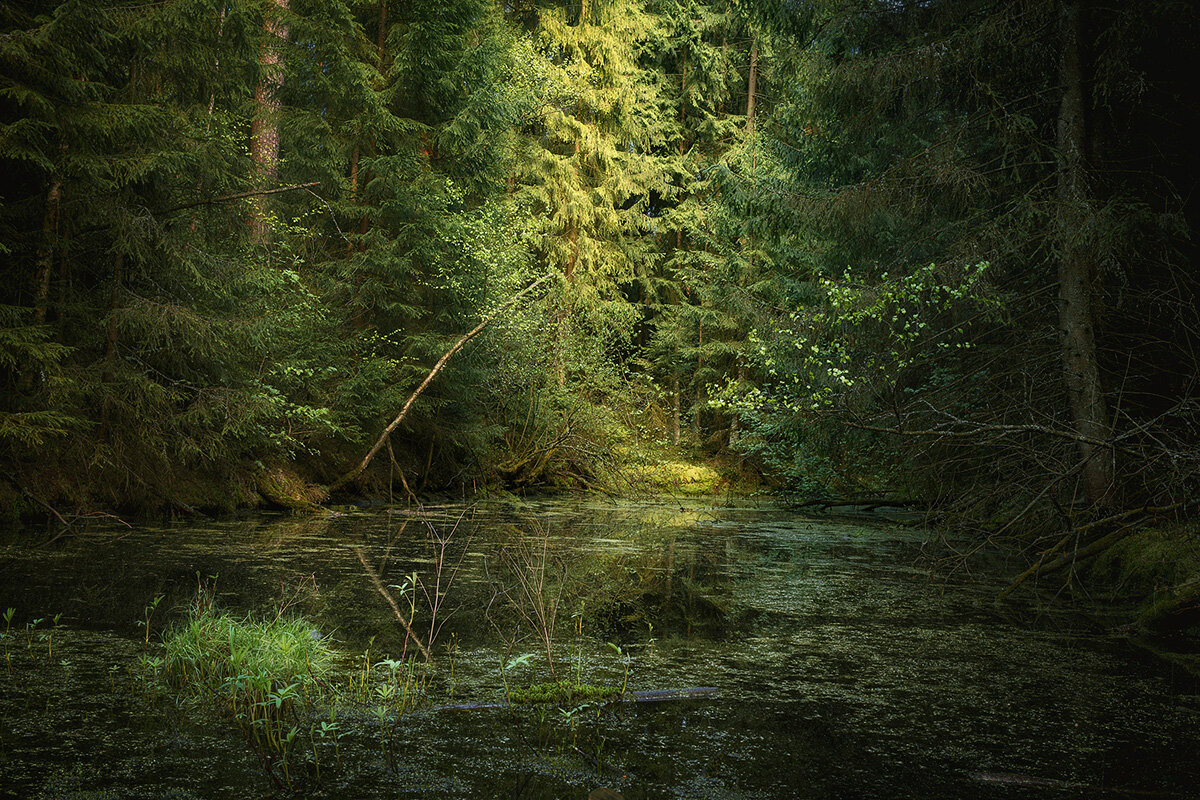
(627, 460), (723, 495)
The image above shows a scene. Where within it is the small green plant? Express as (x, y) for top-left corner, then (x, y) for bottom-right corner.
(500, 652), (536, 706)
(606, 642), (630, 695)
(2, 607), (13, 673)
(310, 717), (343, 780)
(25, 618), (43, 650)
(47, 613), (61, 659)
(138, 595), (163, 646)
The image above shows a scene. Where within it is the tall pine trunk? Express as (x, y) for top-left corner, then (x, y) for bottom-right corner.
(745, 37), (758, 132)
(1056, 0), (1113, 506)
(32, 176), (62, 326)
(729, 37), (758, 450)
(249, 0), (289, 243)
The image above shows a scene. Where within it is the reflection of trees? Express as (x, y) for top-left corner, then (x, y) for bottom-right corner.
(564, 525), (736, 639)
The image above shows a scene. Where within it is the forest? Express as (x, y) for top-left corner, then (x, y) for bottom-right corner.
(4, 2), (1200, 795)
(2, 0), (1199, 596)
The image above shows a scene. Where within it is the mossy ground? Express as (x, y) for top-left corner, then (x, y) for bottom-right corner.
(1086, 522), (1200, 667)
(1088, 522), (1200, 606)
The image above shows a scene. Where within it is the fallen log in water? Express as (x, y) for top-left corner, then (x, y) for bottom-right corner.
(435, 686), (719, 712)
(970, 771), (1190, 797)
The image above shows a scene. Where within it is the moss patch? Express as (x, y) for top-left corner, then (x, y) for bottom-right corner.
(508, 680), (623, 705)
(1090, 524), (1200, 599)
(256, 464), (329, 511)
(1088, 522), (1200, 632)
(625, 460), (724, 495)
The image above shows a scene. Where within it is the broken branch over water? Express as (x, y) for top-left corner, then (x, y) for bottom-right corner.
(327, 274), (553, 495)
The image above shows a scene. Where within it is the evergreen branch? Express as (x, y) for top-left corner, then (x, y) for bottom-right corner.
(327, 273), (554, 495)
(163, 182), (321, 215)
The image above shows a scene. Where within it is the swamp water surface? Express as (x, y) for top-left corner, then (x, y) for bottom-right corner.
(1, 498), (1198, 799)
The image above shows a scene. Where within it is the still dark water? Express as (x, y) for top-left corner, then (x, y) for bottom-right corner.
(1, 497), (1197, 799)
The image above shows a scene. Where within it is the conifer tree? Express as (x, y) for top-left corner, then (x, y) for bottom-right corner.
(516, 0), (670, 388)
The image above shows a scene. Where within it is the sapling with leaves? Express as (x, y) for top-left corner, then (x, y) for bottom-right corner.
(139, 595), (163, 646)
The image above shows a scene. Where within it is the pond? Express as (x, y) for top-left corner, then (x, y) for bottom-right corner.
(1, 497), (1197, 799)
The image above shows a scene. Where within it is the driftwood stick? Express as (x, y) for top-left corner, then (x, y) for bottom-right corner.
(435, 686), (720, 711)
(354, 547), (432, 662)
(327, 274), (552, 494)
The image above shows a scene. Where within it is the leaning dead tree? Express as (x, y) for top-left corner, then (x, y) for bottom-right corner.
(326, 274), (552, 495)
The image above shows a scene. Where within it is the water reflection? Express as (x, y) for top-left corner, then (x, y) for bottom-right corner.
(1, 498), (1197, 799)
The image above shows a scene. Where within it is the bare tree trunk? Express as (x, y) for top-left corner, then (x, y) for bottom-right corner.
(249, 0), (289, 243)
(672, 375), (681, 446)
(557, 134), (582, 388)
(32, 177), (62, 326)
(101, 252), (124, 384)
(729, 366), (743, 448)
(745, 37), (758, 131)
(328, 274), (551, 494)
(1056, 0), (1113, 506)
(694, 321), (703, 434)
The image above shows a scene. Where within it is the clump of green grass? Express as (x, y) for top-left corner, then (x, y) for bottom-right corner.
(140, 602), (336, 790)
(154, 606), (334, 706)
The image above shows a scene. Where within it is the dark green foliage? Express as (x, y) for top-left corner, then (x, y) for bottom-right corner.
(720, 0), (1200, 522)
(1, 0), (1195, 531)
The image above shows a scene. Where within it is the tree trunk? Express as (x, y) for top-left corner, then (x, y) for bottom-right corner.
(672, 375), (681, 446)
(248, 0), (289, 243)
(32, 176), (62, 326)
(745, 37), (758, 132)
(694, 321), (703, 434)
(101, 252), (123, 384)
(728, 367), (744, 448)
(1056, 0), (1113, 506)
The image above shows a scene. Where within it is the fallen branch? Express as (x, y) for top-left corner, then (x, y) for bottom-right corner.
(970, 771), (1184, 796)
(996, 501), (1197, 601)
(327, 273), (552, 494)
(353, 546), (432, 662)
(435, 686), (720, 711)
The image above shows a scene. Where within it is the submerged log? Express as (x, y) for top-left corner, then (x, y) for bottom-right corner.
(971, 771), (1185, 796)
(435, 686), (719, 712)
